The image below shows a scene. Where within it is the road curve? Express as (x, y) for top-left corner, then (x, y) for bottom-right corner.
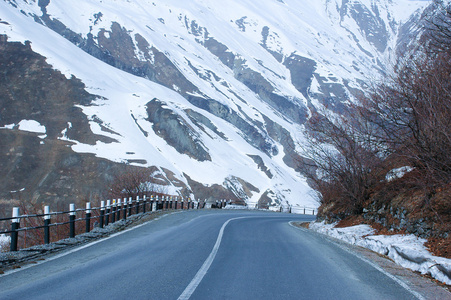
(0, 210), (423, 299)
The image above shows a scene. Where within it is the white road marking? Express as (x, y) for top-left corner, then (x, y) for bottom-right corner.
(289, 222), (425, 300)
(178, 216), (246, 300)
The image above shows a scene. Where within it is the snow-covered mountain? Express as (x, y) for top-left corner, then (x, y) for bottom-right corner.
(0, 0), (430, 209)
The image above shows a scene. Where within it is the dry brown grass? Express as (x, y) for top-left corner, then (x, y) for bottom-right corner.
(425, 237), (451, 259)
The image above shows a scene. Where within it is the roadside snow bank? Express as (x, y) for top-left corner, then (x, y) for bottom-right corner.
(310, 221), (451, 285)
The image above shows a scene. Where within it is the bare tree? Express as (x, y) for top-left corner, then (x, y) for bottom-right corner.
(299, 110), (384, 216)
(360, 51), (451, 188)
(424, 0), (451, 54)
(297, 2), (451, 223)
(108, 166), (156, 199)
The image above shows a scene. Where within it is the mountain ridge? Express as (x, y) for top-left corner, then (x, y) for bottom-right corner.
(0, 0), (430, 209)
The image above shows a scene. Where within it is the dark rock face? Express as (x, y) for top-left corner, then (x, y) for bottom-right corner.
(234, 62), (309, 125)
(283, 54), (316, 97)
(0, 36), (122, 206)
(203, 37), (235, 69)
(203, 36), (309, 125)
(260, 26), (283, 62)
(187, 95), (277, 156)
(184, 174), (242, 204)
(258, 189), (276, 209)
(37, 4), (200, 98)
(0, 37), (98, 143)
(184, 109), (227, 140)
(262, 115), (303, 171)
(247, 155), (273, 179)
(340, 0), (388, 53)
(146, 99), (211, 162)
(310, 74), (350, 115)
(362, 203), (437, 239)
(224, 176), (260, 201)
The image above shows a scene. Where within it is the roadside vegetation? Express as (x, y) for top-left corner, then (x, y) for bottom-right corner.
(300, 1), (451, 257)
(108, 166), (169, 200)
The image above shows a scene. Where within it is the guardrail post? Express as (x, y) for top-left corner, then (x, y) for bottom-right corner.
(163, 196), (167, 210)
(128, 197), (133, 216)
(105, 200), (111, 226)
(44, 205), (51, 244)
(123, 198), (127, 220)
(117, 199), (121, 220)
(100, 201), (105, 228)
(111, 200), (116, 223)
(142, 195), (147, 213)
(150, 195), (154, 211)
(174, 197), (178, 210)
(154, 195), (158, 211)
(10, 207), (20, 251)
(312, 209), (315, 215)
(69, 203), (76, 238)
(181, 198), (184, 210)
(188, 198), (191, 210)
(85, 202), (91, 233)
(136, 196), (140, 214)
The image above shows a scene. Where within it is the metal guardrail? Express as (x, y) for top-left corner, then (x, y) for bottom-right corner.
(0, 197), (316, 252)
(0, 195), (214, 252)
(288, 206), (316, 215)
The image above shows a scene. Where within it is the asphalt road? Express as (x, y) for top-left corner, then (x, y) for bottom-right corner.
(0, 210), (424, 299)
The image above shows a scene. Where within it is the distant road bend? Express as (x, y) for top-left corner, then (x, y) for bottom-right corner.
(0, 210), (425, 299)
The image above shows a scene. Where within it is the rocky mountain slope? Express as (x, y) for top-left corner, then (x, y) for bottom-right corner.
(0, 0), (430, 210)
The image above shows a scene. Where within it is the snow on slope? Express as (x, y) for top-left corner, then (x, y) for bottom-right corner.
(0, 0), (430, 207)
(0, 1), (313, 207)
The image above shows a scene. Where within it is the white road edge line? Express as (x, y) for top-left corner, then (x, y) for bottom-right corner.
(178, 216), (246, 300)
(288, 222), (425, 300)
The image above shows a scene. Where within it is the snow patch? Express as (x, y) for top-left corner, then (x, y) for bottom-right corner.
(386, 166), (414, 182)
(310, 221), (451, 285)
(17, 120), (46, 134)
(0, 234), (10, 251)
(0, 123), (15, 129)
